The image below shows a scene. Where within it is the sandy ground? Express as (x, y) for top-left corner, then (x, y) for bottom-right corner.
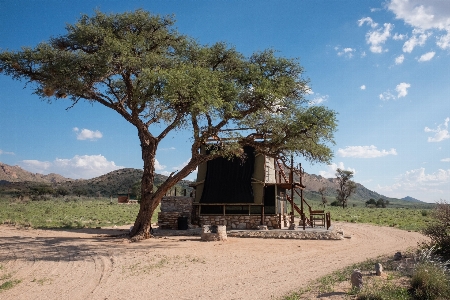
(0, 222), (427, 300)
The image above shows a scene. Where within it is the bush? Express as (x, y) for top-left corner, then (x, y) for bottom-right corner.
(357, 282), (409, 300)
(406, 247), (450, 300)
(421, 200), (450, 260)
(410, 262), (450, 300)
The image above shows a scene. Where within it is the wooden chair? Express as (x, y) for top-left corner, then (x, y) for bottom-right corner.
(309, 208), (326, 227)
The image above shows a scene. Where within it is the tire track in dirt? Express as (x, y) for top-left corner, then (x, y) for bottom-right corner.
(0, 224), (428, 300)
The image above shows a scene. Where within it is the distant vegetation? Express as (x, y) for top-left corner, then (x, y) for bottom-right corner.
(0, 197), (160, 229)
(325, 206), (433, 231)
(0, 163), (435, 232)
(296, 197), (433, 231)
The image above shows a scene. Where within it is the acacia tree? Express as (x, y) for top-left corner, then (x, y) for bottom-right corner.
(335, 168), (356, 209)
(0, 10), (337, 240)
(318, 186), (327, 208)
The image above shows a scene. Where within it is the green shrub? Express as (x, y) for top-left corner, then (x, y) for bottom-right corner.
(421, 200), (450, 260)
(357, 282), (409, 300)
(0, 279), (21, 291)
(410, 262), (450, 300)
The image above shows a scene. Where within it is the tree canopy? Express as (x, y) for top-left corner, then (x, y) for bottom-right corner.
(0, 10), (338, 240)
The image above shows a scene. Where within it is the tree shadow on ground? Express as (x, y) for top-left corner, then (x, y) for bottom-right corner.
(0, 229), (204, 263)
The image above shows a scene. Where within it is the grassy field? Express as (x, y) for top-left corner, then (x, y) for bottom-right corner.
(0, 196), (433, 232)
(0, 197), (160, 229)
(323, 206), (433, 231)
(291, 199), (434, 232)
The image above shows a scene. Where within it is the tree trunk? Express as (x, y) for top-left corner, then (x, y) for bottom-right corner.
(128, 128), (208, 241)
(129, 129), (158, 241)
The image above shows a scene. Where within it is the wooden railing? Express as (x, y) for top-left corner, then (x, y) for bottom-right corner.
(276, 159), (331, 229)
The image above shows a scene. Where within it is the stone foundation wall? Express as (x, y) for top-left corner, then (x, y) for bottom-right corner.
(157, 196), (193, 229)
(198, 215), (280, 230)
(227, 229), (343, 240)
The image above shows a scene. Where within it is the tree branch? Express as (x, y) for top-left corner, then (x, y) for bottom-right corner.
(156, 112), (184, 141)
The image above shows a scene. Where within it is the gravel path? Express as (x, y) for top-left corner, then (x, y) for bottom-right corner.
(0, 223), (427, 300)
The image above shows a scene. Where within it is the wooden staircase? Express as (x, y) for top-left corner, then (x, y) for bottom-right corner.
(275, 158), (331, 230)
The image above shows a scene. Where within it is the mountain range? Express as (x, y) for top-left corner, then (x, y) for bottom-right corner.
(0, 162), (427, 206)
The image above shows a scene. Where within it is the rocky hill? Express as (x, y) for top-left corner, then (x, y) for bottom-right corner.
(0, 162), (70, 184)
(0, 162), (426, 205)
(0, 163), (192, 198)
(302, 173), (386, 201)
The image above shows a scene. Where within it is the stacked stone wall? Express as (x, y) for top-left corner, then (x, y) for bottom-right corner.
(198, 215), (279, 230)
(157, 196), (193, 229)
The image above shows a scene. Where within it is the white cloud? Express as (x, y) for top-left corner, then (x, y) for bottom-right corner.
(336, 47), (355, 58)
(319, 162), (356, 178)
(358, 17), (378, 28)
(393, 33), (406, 40)
(377, 167), (450, 201)
(402, 168), (450, 183)
(154, 159), (166, 171)
(402, 31), (430, 53)
(395, 54), (405, 64)
(379, 90), (396, 101)
(388, 0), (450, 31)
(379, 83), (410, 100)
(388, 0), (450, 50)
(19, 155), (122, 179)
(308, 94), (329, 106)
(172, 158), (198, 173)
(73, 127), (103, 141)
(360, 85), (366, 90)
(441, 158), (450, 162)
(418, 51), (436, 62)
(425, 117), (450, 142)
(437, 33), (450, 49)
(395, 82), (411, 98)
(160, 147), (176, 151)
(155, 158), (197, 179)
(171, 159), (188, 171)
(0, 149), (15, 155)
(366, 23), (394, 53)
(338, 145), (397, 158)
(21, 160), (52, 172)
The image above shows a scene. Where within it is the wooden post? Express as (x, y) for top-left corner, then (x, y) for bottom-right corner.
(301, 188), (305, 230)
(290, 155), (295, 226)
(326, 212), (331, 230)
(300, 163), (305, 230)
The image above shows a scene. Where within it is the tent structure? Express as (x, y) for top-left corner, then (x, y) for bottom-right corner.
(191, 146), (331, 230)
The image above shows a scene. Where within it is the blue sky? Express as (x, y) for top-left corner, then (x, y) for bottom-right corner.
(1, 0), (450, 203)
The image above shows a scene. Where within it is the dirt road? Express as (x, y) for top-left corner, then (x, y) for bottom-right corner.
(0, 223), (426, 300)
